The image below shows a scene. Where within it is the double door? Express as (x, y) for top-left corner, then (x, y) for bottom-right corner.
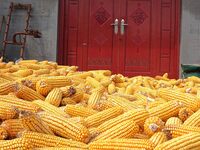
(58, 0), (180, 78)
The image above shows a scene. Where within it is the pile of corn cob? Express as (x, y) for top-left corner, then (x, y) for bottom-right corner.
(1, 59), (200, 149)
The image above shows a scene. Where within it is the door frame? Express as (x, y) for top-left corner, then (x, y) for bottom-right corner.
(57, 0), (181, 78)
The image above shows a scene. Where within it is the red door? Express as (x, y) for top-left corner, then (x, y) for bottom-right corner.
(58, 0), (180, 78)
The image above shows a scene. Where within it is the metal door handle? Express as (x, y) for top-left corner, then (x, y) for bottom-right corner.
(121, 19), (128, 35)
(111, 19), (118, 34)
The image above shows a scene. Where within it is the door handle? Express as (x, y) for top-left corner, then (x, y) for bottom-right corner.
(121, 19), (128, 35)
(111, 19), (119, 34)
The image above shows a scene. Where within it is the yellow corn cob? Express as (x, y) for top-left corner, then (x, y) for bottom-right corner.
(0, 137), (32, 150)
(134, 92), (148, 102)
(89, 128), (100, 140)
(158, 88), (200, 111)
(42, 76), (72, 88)
(107, 82), (116, 94)
(0, 81), (16, 95)
(113, 93), (136, 101)
(1, 119), (24, 138)
(88, 87), (105, 108)
(61, 97), (77, 105)
(132, 133), (150, 139)
(20, 63), (42, 70)
(15, 83), (45, 101)
(0, 126), (8, 140)
(94, 119), (139, 141)
(89, 138), (155, 150)
(144, 116), (165, 136)
(68, 71), (93, 79)
(98, 108), (149, 132)
(64, 105), (98, 117)
(19, 111), (54, 135)
(32, 100), (68, 117)
(187, 76), (200, 83)
(36, 79), (53, 96)
(154, 132), (200, 150)
(17, 59), (38, 64)
(178, 107), (194, 122)
(107, 95), (142, 111)
(164, 125), (200, 138)
(86, 76), (103, 88)
(149, 132), (168, 146)
(89, 70), (112, 76)
(68, 117), (87, 126)
(30, 147), (85, 150)
(165, 117), (183, 126)
(13, 69), (33, 77)
(45, 88), (63, 107)
(183, 108), (200, 127)
(115, 82), (128, 88)
(93, 99), (114, 111)
(49, 70), (60, 76)
(67, 89), (84, 103)
(0, 77), (9, 84)
(0, 95), (40, 112)
(125, 83), (134, 95)
(20, 131), (88, 149)
(148, 101), (183, 121)
(39, 113), (90, 143)
(0, 73), (16, 81)
(100, 77), (111, 87)
(60, 86), (76, 97)
(110, 74), (125, 83)
(136, 86), (157, 98)
(147, 98), (166, 109)
(116, 87), (126, 94)
(33, 69), (50, 75)
(0, 101), (18, 120)
(5, 61), (14, 68)
(85, 107), (124, 128)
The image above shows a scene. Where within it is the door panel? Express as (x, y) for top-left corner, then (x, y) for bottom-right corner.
(58, 0), (180, 78)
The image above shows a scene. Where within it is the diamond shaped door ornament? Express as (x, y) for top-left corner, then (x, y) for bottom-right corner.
(131, 8), (148, 25)
(94, 7), (111, 25)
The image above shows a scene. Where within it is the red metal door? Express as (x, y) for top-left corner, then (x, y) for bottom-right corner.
(58, 0), (180, 78)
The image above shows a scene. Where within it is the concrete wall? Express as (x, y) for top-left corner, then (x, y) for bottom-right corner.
(0, 0), (58, 61)
(181, 0), (200, 65)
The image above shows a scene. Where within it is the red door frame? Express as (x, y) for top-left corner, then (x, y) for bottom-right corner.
(57, 0), (181, 78)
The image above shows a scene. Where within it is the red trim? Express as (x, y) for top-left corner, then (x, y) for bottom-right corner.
(57, 0), (65, 64)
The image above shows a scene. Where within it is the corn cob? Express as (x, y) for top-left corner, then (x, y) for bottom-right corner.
(178, 107), (194, 121)
(68, 71), (93, 79)
(100, 77), (111, 87)
(17, 59), (38, 64)
(36, 80), (53, 96)
(61, 97), (77, 105)
(110, 74), (125, 83)
(13, 69), (33, 77)
(0, 126), (8, 140)
(144, 116), (165, 136)
(33, 100), (68, 117)
(94, 119), (139, 141)
(89, 128), (100, 140)
(0, 81), (16, 95)
(164, 125), (200, 138)
(15, 83), (45, 101)
(20, 131), (88, 149)
(66, 89), (84, 103)
(64, 105), (98, 117)
(113, 93), (136, 101)
(147, 98), (166, 109)
(98, 108), (149, 132)
(68, 117), (87, 126)
(89, 70), (112, 76)
(165, 117), (183, 126)
(33, 69), (50, 75)
(107, 82), (116, 94)
(32, 147), (86, 150)
(89, 138), (155, 150)
(183, 108), (200, 126)
(0, 95), (40, 112)
(158, 88), (200, 111)
(154, 132), (200, 150)
(5, 61), (14, 68)
(132, 133), (150, 139)
(85, 107), (124, 128)
(149, 132), (168, 146)
(116, 87), (126, 94)
(93, 99), (114, 111)
(0, 137), (32, 150)
(19, 111), (54, 135)
(39, 113), (90, 143)
(45, 88), (63, 106)
(86, 76), (103, 88)
(88, 87), (105, 108)
(0, 77), (9, 84)
(1, 119), (24, 138)
(107, 95), (141, 111)
(42, 76), (72, 88)
(60, 86), (76, 97)
(115, 82), (128, 88)
(148, 101), (183, 121)
(0, 101), (18, 120)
